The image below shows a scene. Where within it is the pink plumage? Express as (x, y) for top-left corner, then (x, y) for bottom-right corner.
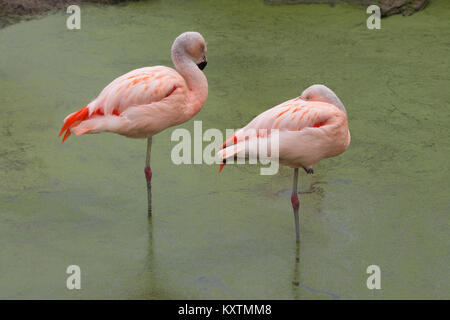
(59, 32), (209, 215)
(218, 84), (350, 172)
(218, 84), (350, 242)
(59, 32), (208, 143)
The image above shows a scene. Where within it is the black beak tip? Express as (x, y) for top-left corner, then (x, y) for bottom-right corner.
(197, 61), (207, 70)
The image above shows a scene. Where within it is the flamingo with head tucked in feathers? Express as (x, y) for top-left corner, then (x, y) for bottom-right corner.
(218, 84), (350, 242)
(59, 31), (208, 215)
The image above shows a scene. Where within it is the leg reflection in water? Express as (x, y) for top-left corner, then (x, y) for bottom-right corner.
(291, 242), (301, 299)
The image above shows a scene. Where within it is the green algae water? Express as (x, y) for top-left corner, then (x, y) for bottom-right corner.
(0, 0), (449, 299)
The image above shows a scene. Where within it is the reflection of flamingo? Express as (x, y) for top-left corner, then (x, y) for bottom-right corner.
(218, 85), (350, 242)
(59, 32), (208, 215)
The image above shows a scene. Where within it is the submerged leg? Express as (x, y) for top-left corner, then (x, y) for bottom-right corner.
(145, 137), (153, 216)
(291, 168), (300, 243)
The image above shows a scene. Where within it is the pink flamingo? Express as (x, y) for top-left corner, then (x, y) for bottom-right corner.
(218, 85), (350, 242)
(59, 31), (208, 215)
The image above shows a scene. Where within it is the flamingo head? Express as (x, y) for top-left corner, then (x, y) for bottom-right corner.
(300, 84), (347, 115)
(173, 31), (208, 70)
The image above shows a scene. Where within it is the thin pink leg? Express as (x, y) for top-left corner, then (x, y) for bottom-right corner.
(145, 137), (153, 216)
(291, 168), (300, 243)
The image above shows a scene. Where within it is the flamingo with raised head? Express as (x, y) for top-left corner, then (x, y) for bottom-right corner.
(218, 85), (350, 242)
(59, 31), (208, 215)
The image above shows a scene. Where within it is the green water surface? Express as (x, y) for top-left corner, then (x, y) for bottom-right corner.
(0, 0), (449, 299)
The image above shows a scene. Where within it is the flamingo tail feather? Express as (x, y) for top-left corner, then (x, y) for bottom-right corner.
(59, 106), (90, 143)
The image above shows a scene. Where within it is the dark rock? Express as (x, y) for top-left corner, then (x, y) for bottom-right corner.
(264, 0), (430, 17)
(379, 0), (429, 17)
(0, 0), (137, 29)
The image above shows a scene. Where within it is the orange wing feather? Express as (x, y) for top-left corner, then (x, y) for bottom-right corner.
(59, 106), (89, 143)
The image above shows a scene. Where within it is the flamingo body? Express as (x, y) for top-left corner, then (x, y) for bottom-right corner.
(59, 31), (208, 215)
(218, 84), (350, 242)
(60, 66), (197, 141)
(219, 86), (350, 171)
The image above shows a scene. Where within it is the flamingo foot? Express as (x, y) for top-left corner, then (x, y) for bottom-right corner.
(303, 167), (314, 174)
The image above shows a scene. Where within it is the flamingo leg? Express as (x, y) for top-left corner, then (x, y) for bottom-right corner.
(145, 137), (153, 216)
(291, 168), (300, 243)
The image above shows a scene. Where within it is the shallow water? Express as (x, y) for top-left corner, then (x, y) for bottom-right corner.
(0, 0), (449, 299)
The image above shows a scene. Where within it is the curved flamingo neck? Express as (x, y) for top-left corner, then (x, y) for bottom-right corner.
(171, 43), (208, 118)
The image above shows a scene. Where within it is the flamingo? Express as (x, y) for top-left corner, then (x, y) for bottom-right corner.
(59, 31), (208, 215)
(218, 85), (350, 242)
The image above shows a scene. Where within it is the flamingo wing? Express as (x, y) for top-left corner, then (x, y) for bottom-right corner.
(221, 98), (343, 148)
(219, 98), (349, 171)
(59, 66), (186, 142)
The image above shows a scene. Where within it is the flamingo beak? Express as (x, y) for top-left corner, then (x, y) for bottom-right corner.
(197, 60), (207, 70)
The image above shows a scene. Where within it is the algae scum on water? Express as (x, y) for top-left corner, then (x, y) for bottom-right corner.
(0, 0), (449, 299)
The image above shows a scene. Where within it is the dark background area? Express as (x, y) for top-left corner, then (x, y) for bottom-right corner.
(0, 0), (430, 28)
